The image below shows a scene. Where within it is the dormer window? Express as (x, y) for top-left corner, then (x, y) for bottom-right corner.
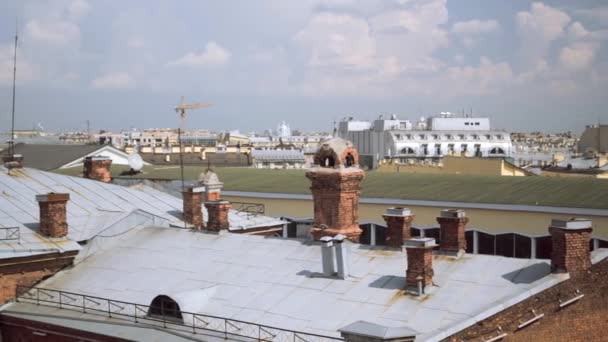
(148, 295), (183, 323)
(458, 134), (465, 140)
(419, 134), (426, 140)
(406, 134), (412, 140)
(473, 134), (479, 140)
(432, 134), (439, 140)
(485, 135), (492, 140)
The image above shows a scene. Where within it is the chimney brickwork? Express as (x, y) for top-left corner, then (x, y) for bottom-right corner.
(83, 156), (112, 183)
(383, 208), (414, 248)
(405, 238), (436, 289)
(437, 209), (468, 255)
(205, 200), (231, 231)
(549, 219), (592, 276)
(306, 138), (364, 243)
(182, 186), (204, 229)
(36, 193), (70, 238)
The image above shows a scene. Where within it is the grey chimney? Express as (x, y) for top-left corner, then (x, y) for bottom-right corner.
(334, 234), (349, 279)
(320, 236), (336, 277)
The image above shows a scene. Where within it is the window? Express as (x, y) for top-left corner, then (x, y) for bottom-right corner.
(472, 134), (479, 140)
(406, 134), (412, 140)
(401, 147), (415, 154)
(419, 134), (426, 140)
(432, 134), (439, 140)
(148, 295), (183, 322)
(458, 134), (465, 140)
(435, 144), (441, 155)
(475, 122), (480, 125)
(485, 135), (492, 140)
(422, 144), (428, 155)
(496, 135), (503, 140)
(465, 122), (470, 126)
(490, 147), (505, 154)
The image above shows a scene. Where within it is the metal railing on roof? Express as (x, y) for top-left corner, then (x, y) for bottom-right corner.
(0, 227), (19, 240)
(15, 286), (343, 342)
(231, 201), (265, 218)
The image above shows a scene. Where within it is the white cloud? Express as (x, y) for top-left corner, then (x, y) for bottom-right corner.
(452, 19), (499, 35)
(516, 2), (571, 64)
(559, 42), (597, 71)
(442, 57), (515, 96)
(91, 72), (135, 90)
(567, 22), (589, 40)
(67, 0), (91, 20)
(25, 19), (81, 46)
(167, 42), (231, 68)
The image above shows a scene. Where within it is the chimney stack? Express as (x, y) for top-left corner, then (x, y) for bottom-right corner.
(333, 234), (349, 279)
(436, 209), (468, 256)
(182, 185), (204, 229)
(83, 156), (112, 183)
(36, 193), (70, 238)
(549, 218), (592, 276)
(320, 236), (336, 277)
(199, 170), (223, 202)
(2, 154), (23, 169)
(204, 200), (231, 231)
(383, 207), (414, 247)
(404, 237), (436, 292)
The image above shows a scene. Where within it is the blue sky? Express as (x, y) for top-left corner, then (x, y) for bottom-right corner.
(0, 0), (607, 133)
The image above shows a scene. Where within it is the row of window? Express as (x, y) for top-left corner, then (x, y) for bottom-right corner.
(399, 145), (505, 156)
(394, 133), (505, 141)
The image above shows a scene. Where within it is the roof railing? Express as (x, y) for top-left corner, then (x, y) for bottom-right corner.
(15, 286), (343, 342)
(0, 227), (19, 240)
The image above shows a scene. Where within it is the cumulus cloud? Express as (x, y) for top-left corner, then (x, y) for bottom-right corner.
(167, 42), (231, 68)
(452, 19), (499, 35)
(516, 2), (571, 64)
(91, 72), (135, 90)
(559, 42), (597, 71)
(0, 46), (39, 85)
(67, 0), (91, 20)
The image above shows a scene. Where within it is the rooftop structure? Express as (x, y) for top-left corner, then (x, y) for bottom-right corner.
(338, 114), (511, 168)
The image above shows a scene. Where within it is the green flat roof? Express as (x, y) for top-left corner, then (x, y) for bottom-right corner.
(53, 166), (608, 210)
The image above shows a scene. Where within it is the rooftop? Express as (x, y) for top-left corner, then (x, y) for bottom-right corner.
(53, 167), (608, 209)
(0, 167), (284, 259)
(9, 227), (599, 341)
(6, 143), (104, 170)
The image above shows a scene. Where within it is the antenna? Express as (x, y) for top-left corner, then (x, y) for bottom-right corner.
(8, 18), (18, 158)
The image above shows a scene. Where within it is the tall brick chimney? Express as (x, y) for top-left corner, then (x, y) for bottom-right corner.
(405, 237), (436, 292)
(549, 218), (593, 276)
(182, 185), (204, 229)
(205, 200), (231, 231)
(83, 156), (112, 183)
(436, 209), (468, 256)
(383, 207), (414, 247)
(306, 138), (364, 242)
(2, 154), (23, 169)
(36, 193), (70, 238)
(199, 170), (223, 202)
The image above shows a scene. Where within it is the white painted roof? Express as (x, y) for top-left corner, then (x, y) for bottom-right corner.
(0, 167), (285, 259)
(27, 227), (585, 340)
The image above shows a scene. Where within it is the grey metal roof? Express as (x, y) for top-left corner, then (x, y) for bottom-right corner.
(19, 227), (600, 341)
(9, 143), (104, 170)
(0, 167), (285, 260)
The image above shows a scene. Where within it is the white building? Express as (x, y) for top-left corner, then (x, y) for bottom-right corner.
(338, 112), (512, 168)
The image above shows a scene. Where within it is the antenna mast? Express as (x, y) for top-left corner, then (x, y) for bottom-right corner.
(8, 19), (18, 158)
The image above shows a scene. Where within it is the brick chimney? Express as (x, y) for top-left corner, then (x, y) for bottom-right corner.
(383, 207), (414, 247)
(36, 193), (70, 238)
(405, 237), (436, 292)
(306, 138), (364, 242)
(436, 209), (468, 256)
(204, 200), (231, 231)
(2, 154), (23, 169)
(182, 185), (204, 229)
(549, 218), (592, 276)
(199, 170), (223, 202)
(83, 156), (112, 183)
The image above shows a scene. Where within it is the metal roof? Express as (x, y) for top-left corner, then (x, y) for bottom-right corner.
(251, 149), (305, 162)
(9, 143), (104, 170)
(18, 227), (602, 341)
(0, 167), (285, 260)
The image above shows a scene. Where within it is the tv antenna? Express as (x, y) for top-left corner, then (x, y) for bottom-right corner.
(6, 19), (18, 159)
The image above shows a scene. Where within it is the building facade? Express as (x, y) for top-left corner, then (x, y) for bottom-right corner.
(338, 113), (512, 168)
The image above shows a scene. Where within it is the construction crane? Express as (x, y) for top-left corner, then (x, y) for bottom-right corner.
(174, 96), (211, 128)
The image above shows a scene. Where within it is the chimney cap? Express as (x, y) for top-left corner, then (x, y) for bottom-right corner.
(550, 218), (592, 230)
(384, 207), (412, 217)
(404, 237), (437, 248)
(440, 209), (466, 218)
(333, 234), (346, 243)
(85, 155), (111, 161)
(36, 193), (70, 202)
(320, 236), (334, 246)
(183, 185), (205, 193)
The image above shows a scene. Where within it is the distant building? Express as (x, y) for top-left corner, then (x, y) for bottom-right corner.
(276, 120), (292, 137)
(338, 112), (512, 168)
(251, 149), (306, 169)
(578, 124), (608, 154)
